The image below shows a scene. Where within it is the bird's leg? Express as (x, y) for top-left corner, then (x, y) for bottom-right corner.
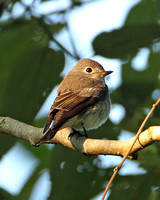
(81, 123), (88, 138)
(68, 129), (81, 139)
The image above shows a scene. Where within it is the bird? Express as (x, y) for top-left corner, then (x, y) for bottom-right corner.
(38, 58), (113, 144)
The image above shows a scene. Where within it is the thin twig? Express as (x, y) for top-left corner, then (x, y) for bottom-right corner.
(65, 17), (81, 60)
(35, 16), (79, 60)
(102, 97), (160, 200)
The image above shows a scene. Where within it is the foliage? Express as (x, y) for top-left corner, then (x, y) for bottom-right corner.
(0, 0), (160, 199)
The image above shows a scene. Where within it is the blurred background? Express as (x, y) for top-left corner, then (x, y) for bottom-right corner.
(0, 0), (160, 199)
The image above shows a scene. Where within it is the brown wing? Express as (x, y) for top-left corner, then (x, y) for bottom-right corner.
(40, 87), (107, 142)
(43, 92), (91, 132)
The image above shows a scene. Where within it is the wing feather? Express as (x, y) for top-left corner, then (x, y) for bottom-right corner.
(41, 86), (108, 142)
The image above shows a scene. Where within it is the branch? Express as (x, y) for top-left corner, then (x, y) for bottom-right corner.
(0, 116), (160, 157)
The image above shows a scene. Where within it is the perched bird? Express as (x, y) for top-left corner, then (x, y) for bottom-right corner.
(39, 58), (113, 144)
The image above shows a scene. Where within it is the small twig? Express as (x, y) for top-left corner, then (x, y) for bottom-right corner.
(102, 97), (160, 200)
(35, 16), (79, 60)
(65, 18), (81, 60)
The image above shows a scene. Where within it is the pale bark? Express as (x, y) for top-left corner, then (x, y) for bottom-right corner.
(0, 116), (159, 158)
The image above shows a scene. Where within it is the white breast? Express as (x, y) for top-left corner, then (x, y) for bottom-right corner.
(62, 93), (111, 131)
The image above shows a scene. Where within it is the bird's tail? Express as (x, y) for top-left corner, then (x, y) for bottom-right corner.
(35, 128), (57, 146)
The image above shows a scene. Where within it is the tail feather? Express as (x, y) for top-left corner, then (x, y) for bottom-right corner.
(36, 128), (57, 146)
(43, 116), (53, 133)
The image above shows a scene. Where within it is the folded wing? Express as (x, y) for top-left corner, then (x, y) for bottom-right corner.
(40, 86), (107, 142)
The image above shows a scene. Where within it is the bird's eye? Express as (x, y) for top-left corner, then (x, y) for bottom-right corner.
(86, 67), (92, 73)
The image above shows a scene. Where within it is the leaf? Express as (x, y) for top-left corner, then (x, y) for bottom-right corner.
(0, 19), (64, 159)
(0, 19), (64, 123)
(48, 145), (112, 200)
(125, 0), (160, 24)
(110, 49), (160, 132)
(0, 134), (16, 160)
(11, 141), (52, 200)
(0, 188), (14, 200)
(93, 24), (160, 59)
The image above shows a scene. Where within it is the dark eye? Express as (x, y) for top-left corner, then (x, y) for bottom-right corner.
(86, 67), (92, 73)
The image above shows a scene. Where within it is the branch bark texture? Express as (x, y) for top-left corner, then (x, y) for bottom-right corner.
(0, 116), (159, 157)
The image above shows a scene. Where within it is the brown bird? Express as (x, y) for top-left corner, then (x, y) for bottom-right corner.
(38, 58), (113, 144)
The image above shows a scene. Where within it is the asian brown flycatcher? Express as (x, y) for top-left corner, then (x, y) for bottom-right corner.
(39, 58), (113, 144)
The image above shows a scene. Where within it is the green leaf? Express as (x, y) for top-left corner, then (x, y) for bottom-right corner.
(13, 142), (52, 200)
(93, 24), (160, 59)
(0, 188), (14, 200)
(0, 19), (64, 123)
(48, 145), (112, 200)
(0, 19), (64, 160)
(0, 134), (16, 160)
(125, 0), (160, 24)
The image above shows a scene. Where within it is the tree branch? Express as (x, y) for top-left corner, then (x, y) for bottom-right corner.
(0, 116), (159, 158)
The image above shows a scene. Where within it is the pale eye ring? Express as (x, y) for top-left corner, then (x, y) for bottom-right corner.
(86, 67), (92, 73)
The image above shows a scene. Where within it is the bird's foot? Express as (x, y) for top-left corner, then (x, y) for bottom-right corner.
(81, 123), (88, 138)
(68, 128), (88, 140)
(68, 129), (81, 139)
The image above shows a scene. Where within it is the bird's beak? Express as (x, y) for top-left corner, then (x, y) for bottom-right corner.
(99, 70), (113, 77)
